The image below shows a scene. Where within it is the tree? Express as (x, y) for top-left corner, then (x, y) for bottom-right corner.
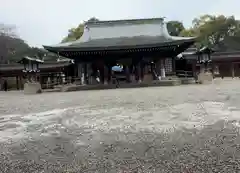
(61, 24), (85, 43)
(180, 15), (240, 48)
(0, 23), (48, 63)
(61, 17), (100, 43)
(0, 23), (16, 37)
(0, 24), (31, 63)
(167, 21), (185, 36)
(86, 17), (100, 23)
(180, 27), (197, 37)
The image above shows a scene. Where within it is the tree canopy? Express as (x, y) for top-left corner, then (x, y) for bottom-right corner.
(167, 21), (185, 36)
(180, 15), (240, 49)
(61, 17), (100, 43)
(0, 24), (57, 63)
(0, 24), (29, 63)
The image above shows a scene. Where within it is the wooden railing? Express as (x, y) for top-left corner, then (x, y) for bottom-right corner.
(40, 76), (103, 89)
(41, 77), (82, 89)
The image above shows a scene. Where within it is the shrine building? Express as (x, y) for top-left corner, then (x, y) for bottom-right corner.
(43, 18), (196, 85)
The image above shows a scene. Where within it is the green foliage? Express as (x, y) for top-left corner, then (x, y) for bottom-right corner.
(180, 27), (197, 37)
(0, 24), (54, 63)
(87, 17), (100, 23)
(180, 15), (240, 49)
(167, 21), (185, 36)
(0, 34), (30, 63)
(61, 24), (84, 43)
(61, 17), (100, 43)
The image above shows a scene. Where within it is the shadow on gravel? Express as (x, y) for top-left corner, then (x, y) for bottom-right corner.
(1, 120), (240, 173)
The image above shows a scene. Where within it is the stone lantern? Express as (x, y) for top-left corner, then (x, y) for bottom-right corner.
(197, 47), (214, 72)
(17, 56), (44, 94)
(196, 47), (214, 84)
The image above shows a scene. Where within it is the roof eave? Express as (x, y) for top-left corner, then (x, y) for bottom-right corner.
(43, 38), (195, 53)
(17, 56), (44, 64)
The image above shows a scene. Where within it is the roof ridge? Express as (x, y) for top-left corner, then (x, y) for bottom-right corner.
(86, 17), (164, 26)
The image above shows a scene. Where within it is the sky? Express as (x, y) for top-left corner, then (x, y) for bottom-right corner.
(0, 0), (239, 47)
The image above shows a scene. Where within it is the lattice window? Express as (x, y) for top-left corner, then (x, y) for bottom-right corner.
(164, 58), (172, 72)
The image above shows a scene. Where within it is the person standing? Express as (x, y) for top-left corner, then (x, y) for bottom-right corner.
(112, 70), (119, 88)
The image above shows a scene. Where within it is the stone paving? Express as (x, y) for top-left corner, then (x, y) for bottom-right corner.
(1, 78), (240, 172)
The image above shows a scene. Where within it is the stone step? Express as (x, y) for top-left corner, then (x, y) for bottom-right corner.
(61, 80), (182, 92)
(179, 78), (196, 84)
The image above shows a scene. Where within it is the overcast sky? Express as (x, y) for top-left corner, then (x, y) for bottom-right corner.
(0, 0), (239, 47)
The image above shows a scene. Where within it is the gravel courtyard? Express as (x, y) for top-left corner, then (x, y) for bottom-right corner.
(1, 79), (240, 172)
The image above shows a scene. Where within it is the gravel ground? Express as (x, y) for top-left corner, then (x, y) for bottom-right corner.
(1, 79), (240, 172)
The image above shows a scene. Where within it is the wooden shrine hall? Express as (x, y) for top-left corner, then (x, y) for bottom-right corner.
(43, 18), (196, 85)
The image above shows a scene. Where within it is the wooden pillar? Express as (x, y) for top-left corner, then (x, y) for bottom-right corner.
(211, 63), (215, 79)
(172, 57), (176, 75)
(107, 65), (112, 84)
(140, 63), (144, 82)
(19, 76), (22, 90)
(150, 63), (155, 80)
(86, 63), (90, 84)
(160, 59), (166, 78)
(137, 63), (142, 83)
(81, 64), (85, 85)
(231, 63), (235, 78)
(76, 63), (83, 85)
(156, 59), (161, 78)
(130, 65), (136, 83)
(83, 63), (88, 85)
(192, 61), (197, 80)
(125, 65), (130, 83)
(77, 63), (82, 82)
(103, 64), (108, 85)
(121, 58), (132, 83)
(65, 67), (69, 84)
(16, 76), (19, 90)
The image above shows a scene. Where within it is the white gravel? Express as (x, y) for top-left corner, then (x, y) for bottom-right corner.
(1, 78), (240, 172)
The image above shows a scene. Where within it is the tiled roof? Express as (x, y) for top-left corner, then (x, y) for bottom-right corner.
(177, 47), (214, 60)
(17, 56), (44, 64)
(44, 36), (195, 52)
(65, 36), (192, 50)
(43, 17), (195, 52)
(211, 51), (240, 61)
(0, 61), (72, 72)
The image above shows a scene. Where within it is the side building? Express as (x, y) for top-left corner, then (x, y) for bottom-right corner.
(211, 51), (240, 78)
(176, 47), (213, 78)
(0, 57), (74, 90)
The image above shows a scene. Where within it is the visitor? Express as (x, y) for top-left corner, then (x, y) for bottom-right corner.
(112, 70), (119, 88)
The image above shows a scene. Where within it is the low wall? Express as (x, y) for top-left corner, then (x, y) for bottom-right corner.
(24, 82), (42, 94)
